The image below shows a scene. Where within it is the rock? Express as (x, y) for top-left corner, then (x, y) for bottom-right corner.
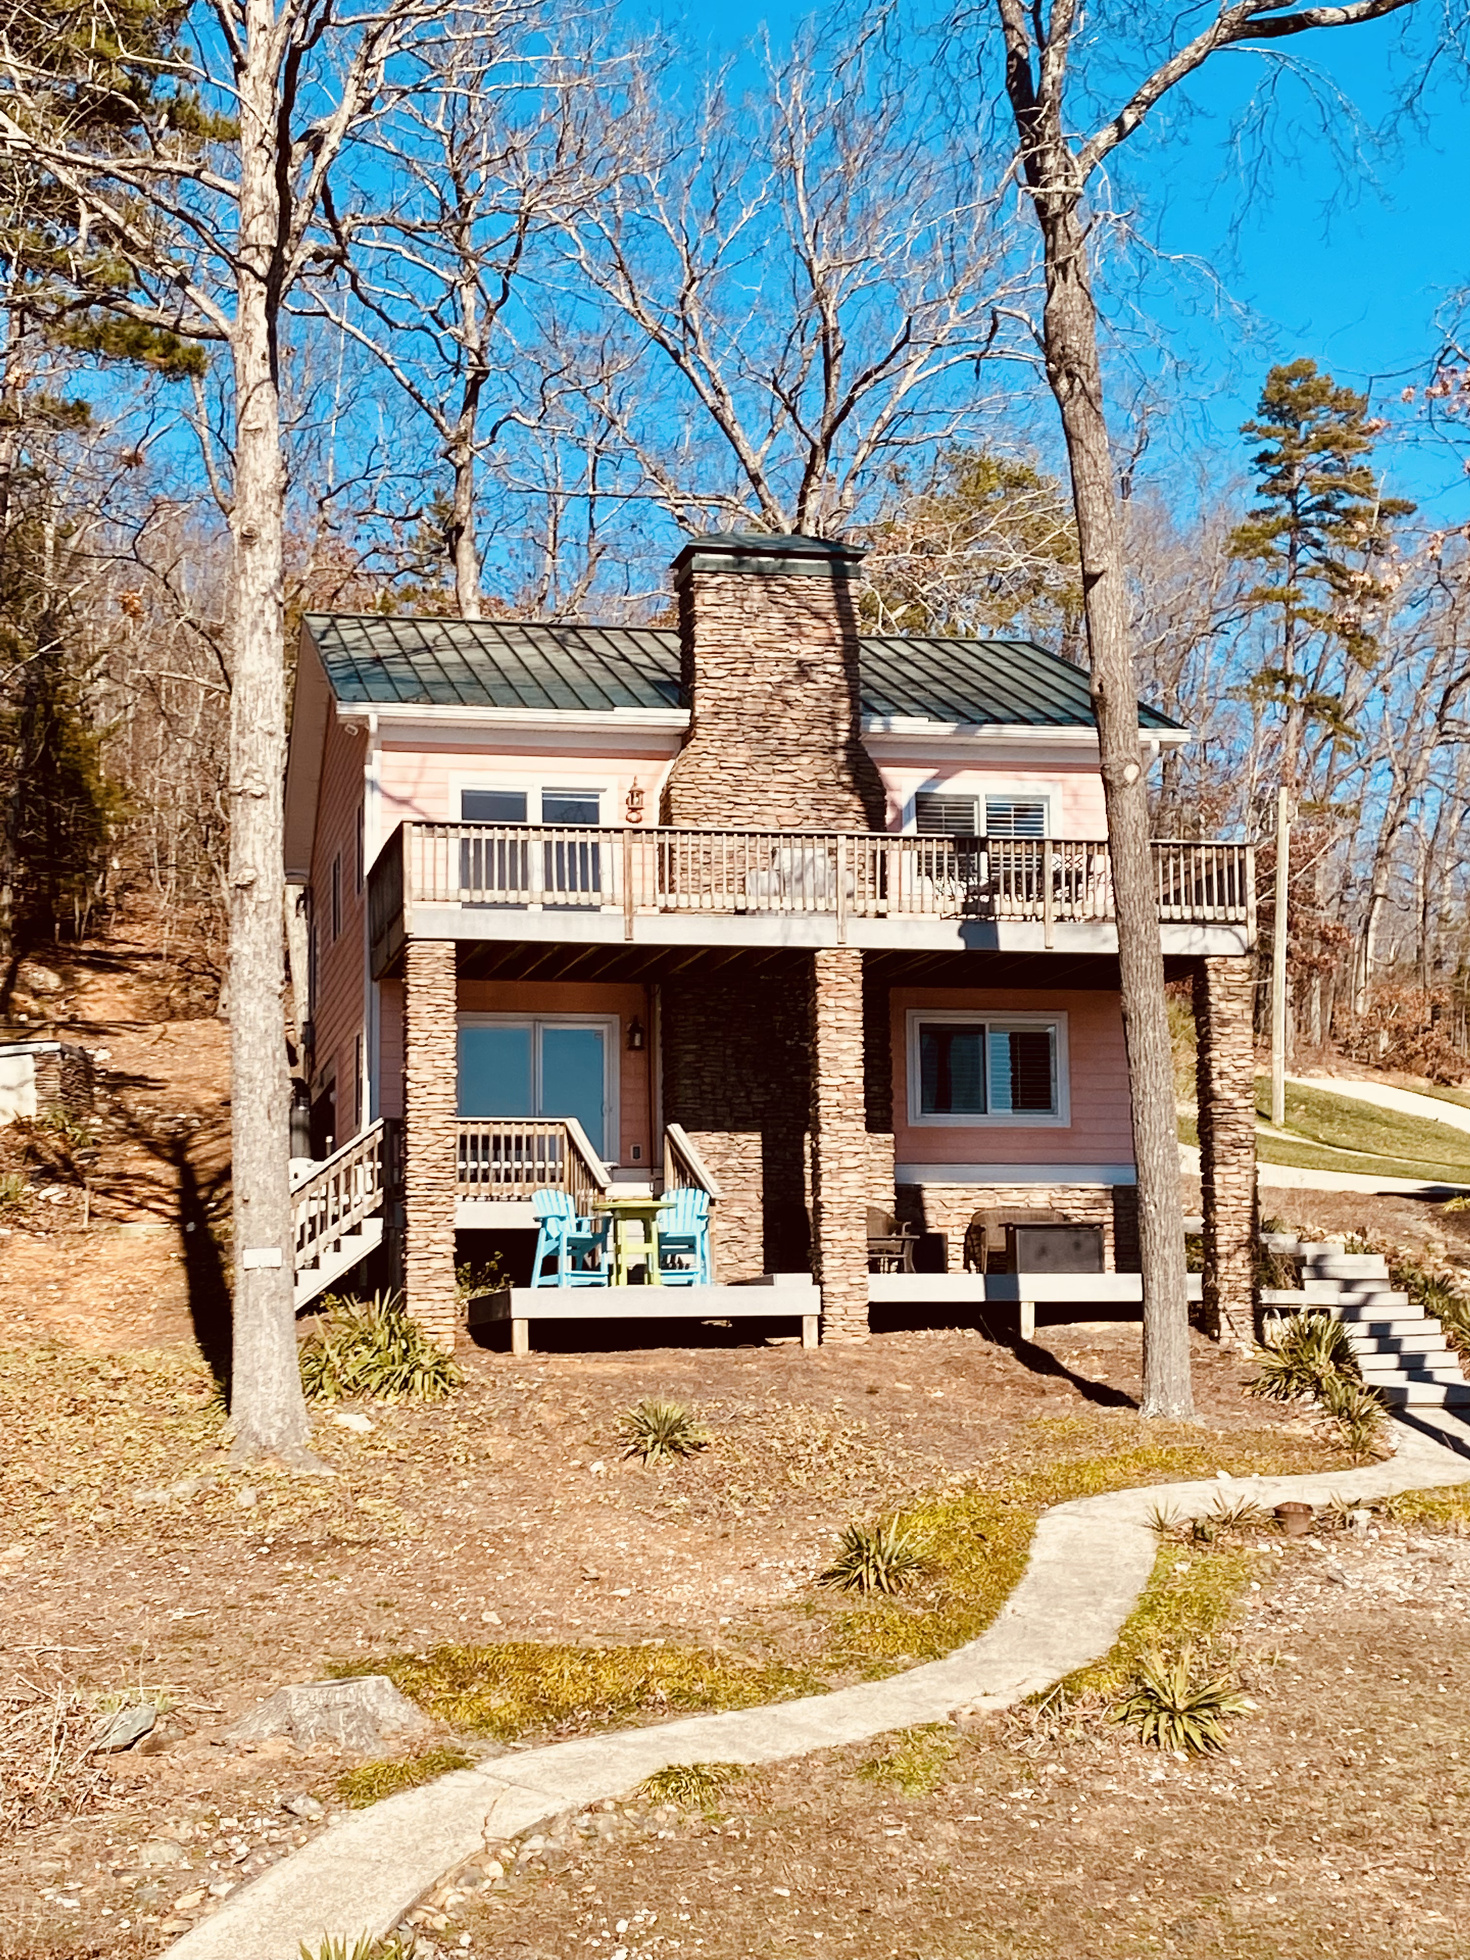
(136, 1840), (189, 1869)
(282, 1793), (325, 1820)
(236, 1487), (259, 1509)
(225, 1677), (427, 1752)
(172, 1890), (207, 1910)
(1347, 1507), (1373, 1533)
(331, 1411), (373, 1434)
(90, 1703), (157, 1753)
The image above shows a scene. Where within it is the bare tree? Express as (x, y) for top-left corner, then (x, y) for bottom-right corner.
(0, 0), (469, 1460)
(559, 9), (1033, 536)
(312, 12), (589, 616)
(986, 0), (1425, 1417)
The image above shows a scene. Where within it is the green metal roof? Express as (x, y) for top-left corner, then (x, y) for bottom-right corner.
(303, 613), (1179, 731)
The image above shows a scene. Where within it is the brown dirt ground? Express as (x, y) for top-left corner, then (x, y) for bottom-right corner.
(439, 1513), (1470, 1960)
(2, 941), (1466, 1956)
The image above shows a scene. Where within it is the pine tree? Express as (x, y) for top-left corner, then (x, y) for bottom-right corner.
(1229, 358), (1413, 794)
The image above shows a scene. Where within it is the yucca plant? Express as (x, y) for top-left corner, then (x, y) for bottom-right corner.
(618, 1397), (708, 1465)
(639, 1760), (742, 1808)
(819, 1515), (929, 1595)
(298, 1290), (462, 1403)
(1112, 1648), (1250, 1756)
(1319, 1373), (1388, 1461)
(1249, 1311), (1357, 1403)
(0, 1171), (27, 1215)
(300, 1936), (415, 1960)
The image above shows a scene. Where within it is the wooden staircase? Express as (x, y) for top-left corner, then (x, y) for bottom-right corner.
(292, 1122), (391, 1311)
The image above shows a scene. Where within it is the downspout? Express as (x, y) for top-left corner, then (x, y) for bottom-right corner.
(363, 711), (381, 1122)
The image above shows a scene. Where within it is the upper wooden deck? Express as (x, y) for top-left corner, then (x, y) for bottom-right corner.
(368, 823), (1255, 976)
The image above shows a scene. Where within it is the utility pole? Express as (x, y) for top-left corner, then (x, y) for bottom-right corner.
(1270, 786), (1291, 1130)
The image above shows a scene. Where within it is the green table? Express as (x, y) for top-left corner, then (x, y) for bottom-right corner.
(594, 1192), (676, 1286)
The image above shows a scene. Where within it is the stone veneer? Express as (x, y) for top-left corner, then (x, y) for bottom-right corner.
(809, 947), (872, 1341)
(402, 938), (458, 1348)
(661, 536), (887, 829)
(897, 1182), (1139, 1272)
(1194, 955), (1257, 1348)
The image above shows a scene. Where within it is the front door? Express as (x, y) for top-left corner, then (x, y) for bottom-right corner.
(457, 1018), (612, 1160)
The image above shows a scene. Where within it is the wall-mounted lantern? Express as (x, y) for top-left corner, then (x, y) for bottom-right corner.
(625, 781), (646, 824)
(627, 1017), (646, 1052)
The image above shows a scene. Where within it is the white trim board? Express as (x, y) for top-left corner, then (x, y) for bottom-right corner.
(895, 1163), (1137, 1186)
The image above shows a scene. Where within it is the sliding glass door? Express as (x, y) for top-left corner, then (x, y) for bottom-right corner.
(457, 1017), (612, 1159)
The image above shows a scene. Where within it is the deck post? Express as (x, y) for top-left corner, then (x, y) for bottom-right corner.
(809, 946), (871, 1343)
(1193, 955), (1257, 1350)
(402, 937), (459, 1349)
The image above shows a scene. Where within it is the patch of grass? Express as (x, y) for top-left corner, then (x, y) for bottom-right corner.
(819, 1516), (929, 1594)
(857, 1723), (959, 1796)
(618, 1397), (708, 1465)
(1063, 1539), (1263, 1699)
(333, 1745), (473, 1807)
(638, 1761), (744, 1808)
(299, 1290), (462, 1403)
(334, 1642), (820, 1744)
(0, 1171), (27, 1215)
(1112, 1647), (1250, 1755)
(1256, 1076), (1470, 1181)
(816, 1417), (1328, 1675)
(1382, 1485), (1470, 1532)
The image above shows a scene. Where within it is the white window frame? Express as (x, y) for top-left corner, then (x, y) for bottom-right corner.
(450, 776), (609, 826)
(906, 783), (1054, 836)
(457, 1011), (620, 1160)
(905, 1008), (1070, 1128)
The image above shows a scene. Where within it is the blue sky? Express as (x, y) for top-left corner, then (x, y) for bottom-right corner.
(633, 0), (1468, 524)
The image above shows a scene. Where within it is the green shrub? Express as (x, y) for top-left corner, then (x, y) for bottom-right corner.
(333, 1745), (472, 1807)
(819, 1515), (929, 1595)
(638, 1761), (743, 1808)
(1319, 1374), (1389, 1461)
(1112, 1647), (1250, 1755)
(618, 1397), (708, 1465)
(299, 1291), (462, 1403)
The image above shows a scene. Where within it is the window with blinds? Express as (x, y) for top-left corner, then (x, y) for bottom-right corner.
(914, 792), (1049, 837)
(910, 1014), (1065, 1122)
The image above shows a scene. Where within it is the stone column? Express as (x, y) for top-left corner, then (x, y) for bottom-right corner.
(1193, 956), (1257, 1350)
(403, 937), (458, 1348)
(810, 947), (870, 1342)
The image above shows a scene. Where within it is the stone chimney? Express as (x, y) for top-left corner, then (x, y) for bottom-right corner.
(661, 532), (887, 830)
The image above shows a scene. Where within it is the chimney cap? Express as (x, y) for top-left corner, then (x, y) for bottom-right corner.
(672, 529), (865, 581)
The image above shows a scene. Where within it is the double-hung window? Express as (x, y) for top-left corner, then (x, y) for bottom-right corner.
(908, 1011), (1068, 1125)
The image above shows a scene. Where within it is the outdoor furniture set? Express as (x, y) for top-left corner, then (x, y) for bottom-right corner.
(530, 1186), (712, 1289)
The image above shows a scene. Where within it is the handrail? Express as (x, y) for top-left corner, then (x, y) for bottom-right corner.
(293, 1120), (386, 1272)
(456, 1116), (611, 1217)
(372, 822), (1253, 934)
(663, 1122), (724, 1200)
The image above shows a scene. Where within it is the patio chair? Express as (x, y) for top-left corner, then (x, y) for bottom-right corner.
(657, 1186), (712, 1286)
(867, 1205), (918, 1274)
(530, 1188), (610, 1288)
(962, 1206), (1071, 1274)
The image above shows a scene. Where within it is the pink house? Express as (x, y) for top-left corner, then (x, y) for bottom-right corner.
(283, 532), (1256, 1349)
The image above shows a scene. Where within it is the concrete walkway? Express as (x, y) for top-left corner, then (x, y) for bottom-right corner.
(165, 1415), (1470, 1960)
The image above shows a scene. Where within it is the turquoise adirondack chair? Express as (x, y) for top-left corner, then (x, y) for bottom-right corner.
(530, 1189), (610, 1288)
(657, 1186), (711, 1286)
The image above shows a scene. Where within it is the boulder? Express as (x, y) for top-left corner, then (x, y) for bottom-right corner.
(225, 1677), (426, 1752)
(90, 1702), (158, 1753)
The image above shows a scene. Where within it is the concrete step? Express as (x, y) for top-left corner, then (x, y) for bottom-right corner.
(1304, 1281), (1408, 1304)
(1376, 1380), (1470, 1407)
(1301, 1254), (1391, 1279)
(1335, 1315), (1443, 1338)
(1355, 1349), (1462, 1376)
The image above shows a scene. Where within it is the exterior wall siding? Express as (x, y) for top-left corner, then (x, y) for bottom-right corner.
(308, 710), (369, 1143)
(377, 743), (679, 835)
(874, 759), (1107, 835)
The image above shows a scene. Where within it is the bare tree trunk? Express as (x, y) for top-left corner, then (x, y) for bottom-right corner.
(1037, 195), (1191, 1418)
(226, 0), (313, 1462)
(448, 437), (481, 618)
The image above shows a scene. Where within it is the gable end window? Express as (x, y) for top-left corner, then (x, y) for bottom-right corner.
(914, 792), (1049, 838)
(907, 1011), (1068, 1126)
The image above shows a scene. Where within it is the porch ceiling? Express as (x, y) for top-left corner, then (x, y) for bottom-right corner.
(444, 942), (1134, 989)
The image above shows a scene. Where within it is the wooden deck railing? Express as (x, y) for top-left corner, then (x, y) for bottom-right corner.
(370, 823), (1253, 958)
(456, 1115), (610, 1216)
(663, 1123), (724, 1199)
(292, 1120), (387, 1271)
